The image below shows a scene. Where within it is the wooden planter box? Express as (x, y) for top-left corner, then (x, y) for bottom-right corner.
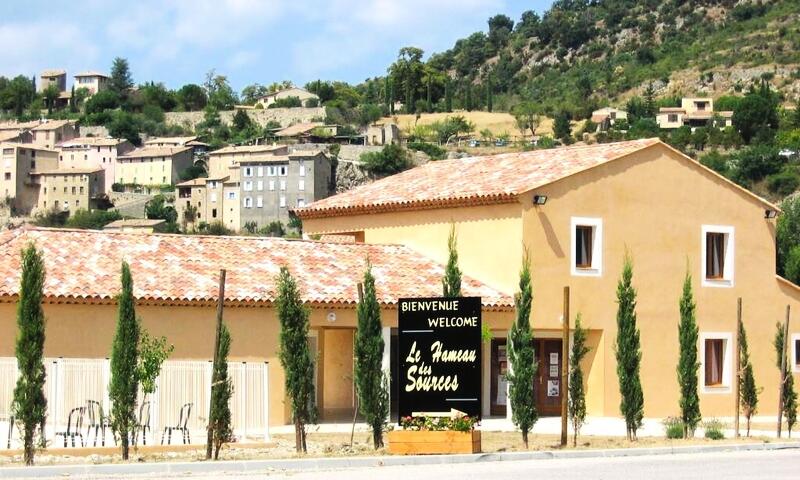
(387, 430), (481, 455)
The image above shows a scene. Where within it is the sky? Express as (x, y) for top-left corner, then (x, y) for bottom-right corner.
(0, 0), (552, 92)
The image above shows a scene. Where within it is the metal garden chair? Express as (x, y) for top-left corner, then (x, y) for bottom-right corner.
(54, 406), (86, 447)
(161, 402), (192, 445)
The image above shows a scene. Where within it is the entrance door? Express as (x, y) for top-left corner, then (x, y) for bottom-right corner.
(535, 339), (563, 416)
(490, 339), (508, 416)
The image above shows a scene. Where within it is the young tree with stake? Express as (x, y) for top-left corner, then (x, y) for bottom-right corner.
(354, 262), (389, 449)
(738, 320), (759, 437)
(12, 243), (47, 466)
(109, 261), (140, 460)
(507, 252), (536, 448)
(569, 313), (590, 447)
(615, 254), (644, 441)
(276, 267), (317, 452)
(775, 323), (798, 437)
(209, 323), (233, 459)
(677, 271), (701, 438)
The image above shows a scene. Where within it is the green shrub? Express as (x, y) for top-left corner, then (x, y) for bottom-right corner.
(65, 209), (123, 230)
(407, 141), (447, 160)
(360, 144), (412, 176)
(767, 170), (800, 196)
(703, 419), (726, 440)
(663, 416), (685, 439)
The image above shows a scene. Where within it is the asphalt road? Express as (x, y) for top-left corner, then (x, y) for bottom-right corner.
(27, 448), (800, 480)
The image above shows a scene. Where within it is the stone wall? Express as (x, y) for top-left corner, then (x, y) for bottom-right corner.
(164, 107), (326, 130)
(289, 143), (383, 163)
(79, 126), (110, 138)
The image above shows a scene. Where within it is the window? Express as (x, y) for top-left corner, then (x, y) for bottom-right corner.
(297, 198), (306, 208)
(257, 180), (263, 191)
(792, 334), (800, 374)
(256, 196), (263, 208)
(269, 180), (275, 191)
(257, 166), (264, 177)
(244, 167), (253, 177)
(700, 333), (732, 393)
(212, 208), (217, 218)
(244, 197), (253, 208)
(702, 225), (734, 287)
(668, 114), (678, 123)
(3, 173), (9, 180)
(280, 179), (286, 191)
(299, 161), (306, 177)
(268, 166), (276, 177)
(570, 217), (602, 276)
(279, 166), (287, 176)
(227, 191), (236, 200)
(79, 186), (84, 194)
(244, 181), (253, 192)
(298, 179), (305, 191)
(279, 195), (286, 208)
(210, 192), (217, 203)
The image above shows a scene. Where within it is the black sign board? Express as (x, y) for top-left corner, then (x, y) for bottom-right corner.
(398, 297), (482, 420)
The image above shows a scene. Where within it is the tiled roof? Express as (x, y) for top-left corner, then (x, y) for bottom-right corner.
(31, 120), (76, 131)
(41, 69), (66, 77)
(58, 137), (127, 148)
(276, 122), (323, 137)
(118, 146), (191, 159)
(32, 167), (103, 175)
(298, 138), (662, 218)
(0, 227), (512, 309)
(209, 144), (286, 155)
(74, 71), (108, 78)
(104, 219), (166, 229)
(144, 136), (198, 146)
(0, 120), (41, 131)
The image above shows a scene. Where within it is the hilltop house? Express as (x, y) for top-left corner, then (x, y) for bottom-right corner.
(255, 87), (319, 108)
(298, 138), (800, 420)
(115, 146), (194, 192)
(365, 123), (401, 146)
(73, 71), (109, 95)
(32, 167), (105, 214)
(31, 120), (79, 149)
(591, 107), (628, 132)
(656, 97), (733, 130)
(57, 137), (134, 192)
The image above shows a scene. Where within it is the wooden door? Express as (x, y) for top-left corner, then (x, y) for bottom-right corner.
(536, 339), (563, 416)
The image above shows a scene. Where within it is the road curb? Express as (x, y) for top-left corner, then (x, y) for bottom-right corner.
(1, 441), (798, 478)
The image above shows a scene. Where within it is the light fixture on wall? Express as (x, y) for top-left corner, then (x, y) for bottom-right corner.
(326, 311), (337, 323)
(533, 195), (548, 206)
(765, 209), (778, 219)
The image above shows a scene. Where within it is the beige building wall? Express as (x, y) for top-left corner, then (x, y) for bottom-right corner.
(35, 170), (104, 214)
(223, 182), (241, 231)
(303, 143), (800, 419)
(116, 149), (194, 187)
(31, 123), (79, 149)
(58, 140), (133, 192)
(0, 143), (59, 213)
(207, 146), (288, 178)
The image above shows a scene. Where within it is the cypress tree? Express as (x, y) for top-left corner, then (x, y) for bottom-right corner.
(442, 225), (462, 298)
(677, 271), (701, 438)
(209, 323), (233, 459)
(465, 83), (473, 112)
(569, 313), (590, 447)
(774, 323), (798, 437)
(486, 77), (493, 113)
(354, 262), (389, 449)
(739, 319), (759, 437)
(405, 82), (414, 114)
(276, 266), (317, 452)
(384, 77), (390, 110)
(507, 252), (536, 448)
(615, 254), (644, 441)
(389, 79), (395, 115)
(12, 242), (47, 466)
(445, 79), (453, 113)
(109, 261), (140, 460)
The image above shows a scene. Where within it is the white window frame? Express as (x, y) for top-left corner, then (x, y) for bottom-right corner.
(570, 217), (603, 277)
(269, 180), (275, 191)
(244, 197), (253, 209)
(701, 225), (734, 288)
(256, 196), (263, 208)
(243, 180), (253, 192)
(279, 195), (286, 208)
(792, 333), (800, 374)
(700, 332), (733, 394)
(279, 166), (287, 176)
(257, 166), (264, 177)
(268, 166), (276, 177)
(280, 179), (286, 191)
(227, 191), (236, 200)
(299, 161), (306, 177)
(244, 167), (253, 177)
(297, 198), (306, 208)
(257, 180), (264, 191)
(298, 179), (305, 191)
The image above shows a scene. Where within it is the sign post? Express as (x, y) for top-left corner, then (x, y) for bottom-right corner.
(398, 297), (482, 420)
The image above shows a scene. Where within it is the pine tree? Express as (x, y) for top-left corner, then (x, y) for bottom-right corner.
(109, 261), (140, 460)
(507, 252), (536, 448)
(209, 322), (233, 459)
(445, 79), (453, 113)
(276, 266), (317, 453)
(354, 263), (389, 449)
(677, 271), (700, 438)
(738, 319), (759, 437)
(774, 323), (798, 437)
(569, 313), (590, 447)
(615, 254), (644, 441)
(442, 225), (462, 298)
(12, 242), (47, 466)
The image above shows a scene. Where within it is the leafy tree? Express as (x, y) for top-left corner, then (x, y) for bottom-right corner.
(778, 195), (800, 280)
(730, 145), (782, 187)
(109, 261), (140, 460)
(677, 270), (700, 438)
(738, 319), (758, 437)
(269, 96), (302, 109)
(354, 263), (389, 449)
(177, 84), (208, 111)
(733, 83), (779, 144)
(553, 111), (571, 142)
(12, 243), (47, 466)
(209, 322), (233, 459)
(357, 104), (383, 127)
(0, 76), (36, 117)
(615, 254), (644, 441)
(507, 252), (536, 447)
(204, 70), (238, 110)
(512, 102), (540, 138)
(65, 209), (122, 230)
(107, 111), (141, 146)
(42, 84), (60, 114)
(145, 195), (178, 224)
(83, 89), (120, 116)
(136, 330), (173, 405)
(774, 323), (798, 437)
(442, 225), (462, 297)
(360, 144), (411, 176)
(109, 57), (134, 103)
(240, 83), (269, 105)
(275, 267), (317, 452)
(232, 109), (253, 132)
(569, 313), (590, 447)
(488, 14), (514, 50)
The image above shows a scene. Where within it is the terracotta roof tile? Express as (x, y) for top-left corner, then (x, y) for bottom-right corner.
(0, 227), (511, 309)
(298, 138), (662, 218)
